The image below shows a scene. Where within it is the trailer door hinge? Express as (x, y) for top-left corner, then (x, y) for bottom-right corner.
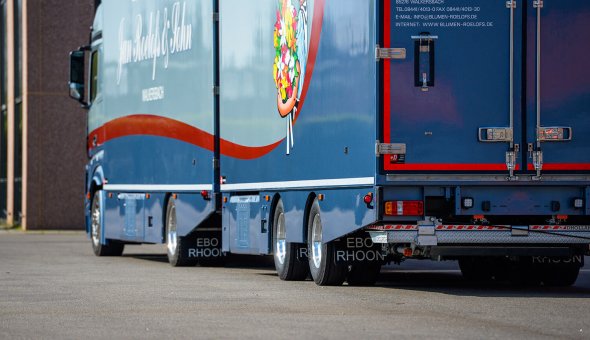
(376, 142), (406, 156)
(213, 86), (220, 96)
(376, 45), (406, 61)
(532, 149), (543, 180)
(213, 12), (219, 22)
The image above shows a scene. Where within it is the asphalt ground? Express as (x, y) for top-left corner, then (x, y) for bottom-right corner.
(1, 232), (589, 339)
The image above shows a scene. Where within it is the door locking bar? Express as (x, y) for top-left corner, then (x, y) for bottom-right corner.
(538, 127), (572, 142)
(532, 0), (543, 180)
(532, 149), (543, 181)
(478, 127), (513, 142)
(506, 144), (519, 181)
(529, 1), (571, 180)
(476, 1), (518, 180)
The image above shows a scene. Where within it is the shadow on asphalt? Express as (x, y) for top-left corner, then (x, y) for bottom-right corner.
(123, 253), (590, 297)
(125, 253), (276, 270)
(124, 254), (169, 263)
(224, 255), (275, 268)
(374, 270), (590, 298)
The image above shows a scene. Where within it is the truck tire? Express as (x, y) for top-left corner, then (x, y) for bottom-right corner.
(506, 258), (542, 286)
(165, 197), (197, 267)
(540, 263), (580, 287)
(307, 200), (347, 286)
(458, 257), (493, 281)
(272, 200), (309, 280)
(198, 256), (226, 267)
(90, 190), (124, 256)
(347, 262), (381, 286)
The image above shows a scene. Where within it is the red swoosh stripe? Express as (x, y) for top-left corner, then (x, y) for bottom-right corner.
(88, 114), (282, 160)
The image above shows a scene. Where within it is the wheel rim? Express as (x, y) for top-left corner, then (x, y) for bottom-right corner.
(91, 196), (100, 247)
(167, 204), (178, 256)
(275, 212), (287, 265)
(311, 213), (322, 269)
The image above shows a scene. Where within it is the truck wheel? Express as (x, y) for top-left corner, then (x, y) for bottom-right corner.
(90, 190), (124, 256)
(307, 200), (347, 286)
(458, 257), (493, 281)
(272, 200), (309, 280)
(540, 263), (580, 287)
(347, 262), (381, 286)
(165, 197), (196, 267)
(507, 259), (541, 286)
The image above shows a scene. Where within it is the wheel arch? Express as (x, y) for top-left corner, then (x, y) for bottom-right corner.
(86, 167), (105, 235)
(162, 193), (174, 242)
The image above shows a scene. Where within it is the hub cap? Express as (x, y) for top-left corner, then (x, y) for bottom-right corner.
(91, 196), (100, 247)
(167, 205), (178, 256)
(275, 212), (287, 265)
(311, 213), (322, 269)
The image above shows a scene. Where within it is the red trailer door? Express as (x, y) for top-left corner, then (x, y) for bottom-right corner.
(525, 0), (590, 177)
(380, 0), (522, 177)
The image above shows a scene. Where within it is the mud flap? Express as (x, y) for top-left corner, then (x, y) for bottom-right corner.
(185, 230), (226, 261)
(531, 255), (584, 266)
(333, 234), (386, 265)
(296, 244), (309, 262)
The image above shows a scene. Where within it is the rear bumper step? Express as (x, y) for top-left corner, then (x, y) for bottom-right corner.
(429, 246), (577, 257)
(367, 224), (590, 245)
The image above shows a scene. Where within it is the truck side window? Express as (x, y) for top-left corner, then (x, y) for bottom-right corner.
(89, 50), (99, 103)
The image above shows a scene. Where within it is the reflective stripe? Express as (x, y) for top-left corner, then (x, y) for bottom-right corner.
(104, 184), (213, 192)
(221, 177), (374, 191)
(367, 224), (590, 232)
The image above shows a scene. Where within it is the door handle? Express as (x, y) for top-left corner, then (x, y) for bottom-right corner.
(412, 33), (437, 91)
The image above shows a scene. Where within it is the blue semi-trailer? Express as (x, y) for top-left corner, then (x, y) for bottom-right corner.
(68, 0), (590, 286)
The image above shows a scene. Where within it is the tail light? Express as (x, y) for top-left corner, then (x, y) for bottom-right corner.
(384, 201), (424, 216)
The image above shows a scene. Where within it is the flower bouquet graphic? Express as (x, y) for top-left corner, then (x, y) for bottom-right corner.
(274, 0), (308, 155)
